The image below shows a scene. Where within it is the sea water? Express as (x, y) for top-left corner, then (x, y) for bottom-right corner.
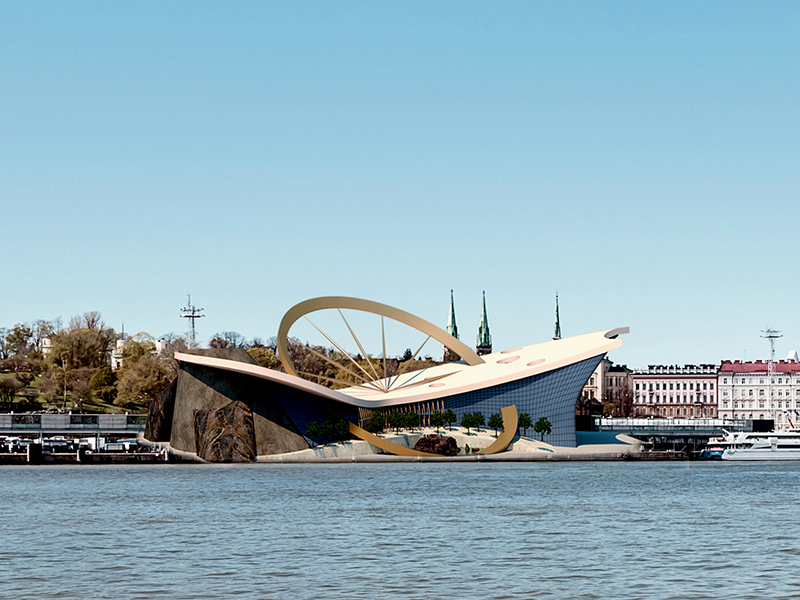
(2, 462), (800, 599)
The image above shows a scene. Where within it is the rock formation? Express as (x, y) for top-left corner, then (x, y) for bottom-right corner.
(193, 400), (256, 462)
(414, 434), (458, 456)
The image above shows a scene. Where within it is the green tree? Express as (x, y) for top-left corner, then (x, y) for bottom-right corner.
(305, 421), (321, 445)
(388, 409), (403, 434)
(461, 412), (475, 434)
(333, 419), (349, 443)
(6, 323), (33, 356)
(248, 346), (282, 370)
(444, 408), (457, 431)
(430, 410), (445, 434)
(403, 411), (420, 431)
(366, 412), (385, 434)
(90, 366), (117, 404)
(534, 417), (552, 441)
(488, 413), (503, 437)
(114, 353), (171, 410)
(46, 314), (116, 371)
(474, 412), (485, 431)
(518, 412), (533, 437)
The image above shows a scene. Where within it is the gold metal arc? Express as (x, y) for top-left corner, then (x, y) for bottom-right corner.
(476, 405), (518, 455)
(277, 297), (485, 386)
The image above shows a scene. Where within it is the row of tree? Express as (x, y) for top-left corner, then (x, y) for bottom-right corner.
(358, 409), (553, 440)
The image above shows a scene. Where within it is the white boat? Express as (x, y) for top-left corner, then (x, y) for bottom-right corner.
(721, 429), (800, 460)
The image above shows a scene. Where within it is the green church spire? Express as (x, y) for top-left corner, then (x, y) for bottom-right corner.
(553, 292), (562, 340)
(476, 291), (492, 355)
(446, 289), (459, 340)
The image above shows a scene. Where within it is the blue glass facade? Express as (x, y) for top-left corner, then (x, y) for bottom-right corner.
(267, 381), (357, 442)
(441, 355), (604, 447)
(268, 354), (603, 448)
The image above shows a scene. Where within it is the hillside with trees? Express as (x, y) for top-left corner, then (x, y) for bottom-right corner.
(0, 316), (442, 413)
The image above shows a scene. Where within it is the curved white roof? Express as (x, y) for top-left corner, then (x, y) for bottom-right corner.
(174, 327), (627, 409)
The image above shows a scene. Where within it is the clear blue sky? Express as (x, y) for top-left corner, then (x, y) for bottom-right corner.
(2, 1), (798, 367)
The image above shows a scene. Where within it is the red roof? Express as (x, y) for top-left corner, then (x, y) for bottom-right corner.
(719, 360), (800, 374)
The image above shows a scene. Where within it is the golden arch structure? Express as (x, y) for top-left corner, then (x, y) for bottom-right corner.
(158, 296), (627, 459)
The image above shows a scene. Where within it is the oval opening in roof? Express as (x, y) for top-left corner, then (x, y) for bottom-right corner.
(497, 356), (520, 364)
(527, 359), (545, 367)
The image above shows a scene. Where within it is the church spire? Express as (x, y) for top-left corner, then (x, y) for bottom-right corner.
(553, 292), (562, 340)
(443, 290), (461, 363)
(447, 289), (458, 340)
(476, 291), (492, 355)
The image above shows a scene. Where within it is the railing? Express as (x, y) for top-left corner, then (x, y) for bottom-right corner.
(0, 413), (147, 433)
(592, 417), (752, 434)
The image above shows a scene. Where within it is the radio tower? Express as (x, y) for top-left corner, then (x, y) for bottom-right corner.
(762, 327), (782, 430)
(180, 294), (205, 349)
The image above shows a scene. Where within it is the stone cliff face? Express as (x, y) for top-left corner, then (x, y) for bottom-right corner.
(194, 400), (256, 462)
(413, 434), (458, 456)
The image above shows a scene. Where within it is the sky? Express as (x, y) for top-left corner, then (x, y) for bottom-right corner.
(2, 1), (799, 367)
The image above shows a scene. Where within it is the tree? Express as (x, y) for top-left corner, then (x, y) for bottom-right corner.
(403, 411), (420, 431)
(366, 412), (385, 434)
(30, 319), (57, 355)
(209, 331), (247, 349)
(0, 377), (21, 405)
(534, 417), (552, 441)
(473, 412), (485, 431)
(461, 412), (475, 434)
(518, 412), (533, 437)
(0, 327), (8, 359)
(388, 409), (403, 434)
(248, 346), (282, 370)
(90, 366), (118, 404)
(399, 348), (412, 361)
(488, 413), (503, 437)
(430, 410), (445, 434)
(305, 421), (321, 444)
(444, 408), (457, 431)
(6, 323), (33, 356)
(46, 316), (116, 370)
(333, 419), (349, 443)
(114, 353), (172, 409)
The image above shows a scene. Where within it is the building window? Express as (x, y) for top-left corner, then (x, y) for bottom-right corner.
(723, 401), (729, 408)
(723, 378), (728, 384)
(759, 389), (765, 396)
(635, 383), (639, 390)
(710, 383), (714, 390)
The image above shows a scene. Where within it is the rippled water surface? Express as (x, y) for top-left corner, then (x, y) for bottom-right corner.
(2, 462), (800, 599)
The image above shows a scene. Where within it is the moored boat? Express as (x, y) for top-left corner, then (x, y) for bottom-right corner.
(721, 430), (800, 461)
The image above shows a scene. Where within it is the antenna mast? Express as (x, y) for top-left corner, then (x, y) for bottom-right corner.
(761, 327), (782, 430)
(180, 294), (205, 349)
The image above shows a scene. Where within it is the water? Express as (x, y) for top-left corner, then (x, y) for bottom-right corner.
(2, 462), (800, 599)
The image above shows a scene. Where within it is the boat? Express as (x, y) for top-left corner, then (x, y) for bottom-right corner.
(721, 429), (800, 461)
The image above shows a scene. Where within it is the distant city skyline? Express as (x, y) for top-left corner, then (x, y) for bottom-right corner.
(3, 2), (798, 367)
